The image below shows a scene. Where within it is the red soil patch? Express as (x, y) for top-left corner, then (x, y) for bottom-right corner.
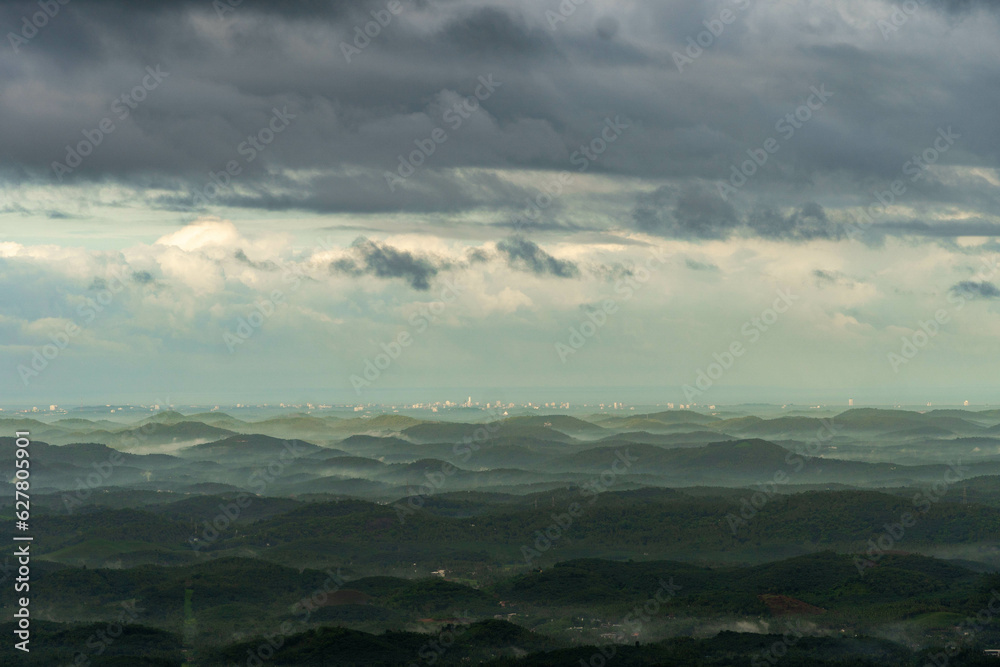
(759, 594), (826, 616)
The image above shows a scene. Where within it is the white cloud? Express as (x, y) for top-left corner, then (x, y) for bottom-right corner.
(155, 217), (241, 253)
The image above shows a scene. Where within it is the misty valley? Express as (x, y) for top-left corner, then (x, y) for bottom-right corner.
(1, 404), (999, 666)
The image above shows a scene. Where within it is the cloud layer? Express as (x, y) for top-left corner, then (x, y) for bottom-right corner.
(3, 0), (1000, 403)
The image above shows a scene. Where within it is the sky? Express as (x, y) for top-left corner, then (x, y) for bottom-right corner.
(2, 0), (1000, 406)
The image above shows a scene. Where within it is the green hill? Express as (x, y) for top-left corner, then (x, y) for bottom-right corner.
(176, 434), (325, 461)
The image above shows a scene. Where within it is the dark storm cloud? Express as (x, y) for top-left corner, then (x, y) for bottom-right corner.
(632, 185), (740, 239)
(158, 169), (537, 216)
(437, 6), (557, 55)
(496, 237), (579, 278)
(488, 217), (596, 234)
(632, 186), (845, 242)
(331, 237), (442, 291)
(950, 281), (1000, 299)
(0, 0), (366, 72)
(927, 0), (1000, 13)
(589, 262), (634, 281)
(470, 240), (621, 279)
(632, 186), (859, 242)
(4, 0), (359, 13)
(2, 0), (1000, 232)
(672, 186), (742, 239)
(875, 219), (1000, 237)
(632, 185), (720, 238)
(746, 203), (846, 242)
(0, 0), (367, 38)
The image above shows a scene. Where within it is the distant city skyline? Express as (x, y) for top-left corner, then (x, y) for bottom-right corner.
(4, 395), (999, 414)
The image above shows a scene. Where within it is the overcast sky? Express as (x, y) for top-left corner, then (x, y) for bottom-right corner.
(2, 0), (999, 406)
